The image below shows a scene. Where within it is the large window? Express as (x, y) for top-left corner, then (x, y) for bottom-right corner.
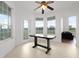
(68, 16), (76, 37)
(0, 1), (11, 40)
(35, 18), (43, 34)
(47, 16), (56, 35)
(24, 20), (28, 39)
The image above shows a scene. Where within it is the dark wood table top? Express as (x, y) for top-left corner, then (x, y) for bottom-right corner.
(29, 34), (56, 40)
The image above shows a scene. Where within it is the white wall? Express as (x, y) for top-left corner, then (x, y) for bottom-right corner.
(76, 15), (79, 46)
(0, 39), (15, 57)
(14, 6), (34, 45)
(14, 7), (23, 45)
(62, 16), (69, 31)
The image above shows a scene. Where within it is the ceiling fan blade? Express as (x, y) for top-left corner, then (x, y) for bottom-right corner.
(47, 5), (54, 10)
(47, 1), (54, 4)
(34, 5), (42, 11)
(42, 8), (44, 14)
(35, 1), (41, 4)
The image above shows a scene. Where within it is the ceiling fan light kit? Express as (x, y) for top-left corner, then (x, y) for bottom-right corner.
(34, 1), (54, 14)
(41, 5), (47, 10)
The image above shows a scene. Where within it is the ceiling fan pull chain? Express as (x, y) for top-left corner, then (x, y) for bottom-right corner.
(42, 8), (44, 14)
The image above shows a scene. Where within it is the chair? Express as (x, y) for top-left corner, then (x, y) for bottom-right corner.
(61, 31), (74, 42)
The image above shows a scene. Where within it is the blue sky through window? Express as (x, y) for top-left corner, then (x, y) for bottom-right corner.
(0, 14), (9, 29)
(24, 20), (28, 28)
(35, 19), (56, 28)
(69, 16), (76, 28)
(47, 20), (56, 28)
(36, 21), (43, 27)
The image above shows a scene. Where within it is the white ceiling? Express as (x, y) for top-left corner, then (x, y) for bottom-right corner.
(14, 1), (79, 14)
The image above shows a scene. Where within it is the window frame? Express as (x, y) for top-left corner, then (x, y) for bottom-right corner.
(35, 17), (43, 34)
(47, 16), (56, 35)
(23, 20), (29, 40)
(0, 1), (12, 40)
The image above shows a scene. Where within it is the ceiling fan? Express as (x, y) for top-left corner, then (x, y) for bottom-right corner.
(34, 1), (54, 14)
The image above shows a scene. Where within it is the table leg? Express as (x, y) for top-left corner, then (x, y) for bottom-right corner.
(33, 37), (37, 48)
(46, 39), (51, 54)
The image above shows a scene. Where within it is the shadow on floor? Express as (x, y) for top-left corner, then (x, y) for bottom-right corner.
(62, 38), (76, 44)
